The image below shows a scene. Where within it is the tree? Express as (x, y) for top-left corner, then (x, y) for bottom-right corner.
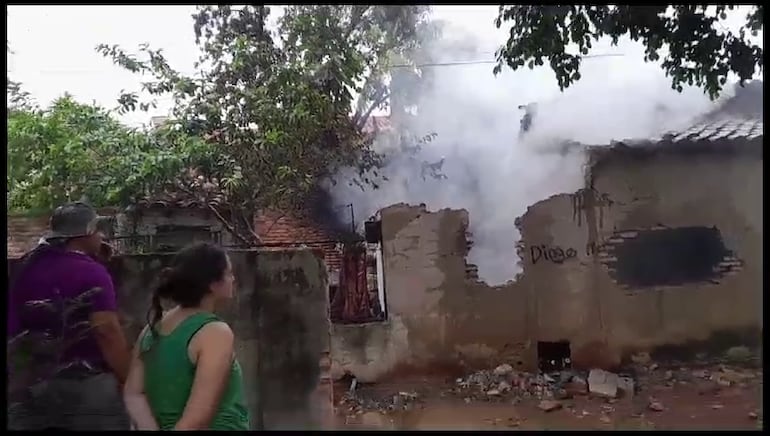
(494, 5), (763, 99)
(7, 43), (33, 111)
(98, 5), (430, 245)
(7, 95), (212, 213)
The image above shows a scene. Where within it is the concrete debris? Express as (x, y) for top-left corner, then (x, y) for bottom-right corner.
(631, 352), (652, 365)
(692, 369), (709, 379)
(748, 411), (758, 420)
(648, 400), (665, 412)
(538, 400), (562, 412)
(588, 369), (619, 398)
(493, 364), (514, 376)
(450, 364), (588, 403)
(724, 346), (752, 362)
(340, 387), (423, 415)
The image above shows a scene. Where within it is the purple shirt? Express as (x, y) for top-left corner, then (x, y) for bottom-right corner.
(8, 247), (117, 372)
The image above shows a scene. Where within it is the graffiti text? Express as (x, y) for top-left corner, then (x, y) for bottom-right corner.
(530, 245), (578, 265)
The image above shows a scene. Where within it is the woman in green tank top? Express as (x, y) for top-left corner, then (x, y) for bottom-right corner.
(122, 243), (251, 430)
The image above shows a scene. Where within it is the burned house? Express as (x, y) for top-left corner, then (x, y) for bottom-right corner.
(330, 81), (763, 381)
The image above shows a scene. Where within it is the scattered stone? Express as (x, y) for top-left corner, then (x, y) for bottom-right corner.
(588, 369), (619, 398)
(725, 346), (752, 362)
(648, 401), (664, 412)
(600, 415), (612, 424)
(538, 400), (562, 412)
(464, 397), (472, 404)
(716, 378), (732, 388)
(719, 368), (752, 384)
(554, 388), (572, 400)
(748, 412), (758, 420)
(711, 404), (724, 410)
(649, 363), (659, 371)
(664, 370), (674, 380)
(493, 364), (514, 376)
(498, 381), (511, 392)
(507, 419), (520, 428)
(486, 389), (501, 397)
(692, 369), (709, 379)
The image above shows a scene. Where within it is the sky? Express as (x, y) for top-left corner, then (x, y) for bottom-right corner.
(7, 5), (761, 128)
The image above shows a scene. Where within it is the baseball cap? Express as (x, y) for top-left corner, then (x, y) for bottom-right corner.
(43, 202), (113, 242)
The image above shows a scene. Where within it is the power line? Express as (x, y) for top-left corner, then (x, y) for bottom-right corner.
(13, 54), (625, 75)
(391, 53), (625, 69)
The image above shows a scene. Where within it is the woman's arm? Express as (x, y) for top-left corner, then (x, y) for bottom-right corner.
(173, 322), (235, 431)
(123, 327), (159, 431)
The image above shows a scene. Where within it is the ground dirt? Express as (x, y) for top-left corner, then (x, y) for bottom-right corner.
(332, 360), (763, 431)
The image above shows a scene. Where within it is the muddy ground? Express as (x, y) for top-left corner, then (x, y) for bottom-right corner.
(332, 357), (763, 430)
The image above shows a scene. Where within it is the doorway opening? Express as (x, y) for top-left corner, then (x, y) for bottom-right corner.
(537, 340), (572, 372)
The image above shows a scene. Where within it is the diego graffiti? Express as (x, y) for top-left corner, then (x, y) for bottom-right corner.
(530, 245), (578, 265)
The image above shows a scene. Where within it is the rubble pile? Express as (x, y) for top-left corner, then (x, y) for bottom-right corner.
(447, 363), (629, 403)
(339, 382), (423, 415)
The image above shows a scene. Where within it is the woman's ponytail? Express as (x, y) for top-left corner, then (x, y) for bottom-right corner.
(145, 267), (176, 344)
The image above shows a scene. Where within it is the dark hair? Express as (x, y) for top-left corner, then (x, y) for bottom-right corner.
(146, 242), (230, 337)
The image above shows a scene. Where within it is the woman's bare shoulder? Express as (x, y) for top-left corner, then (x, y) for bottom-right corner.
(195, 321), (234, 344)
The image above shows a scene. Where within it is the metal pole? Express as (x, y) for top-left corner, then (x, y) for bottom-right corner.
(349, 204), (355, 234)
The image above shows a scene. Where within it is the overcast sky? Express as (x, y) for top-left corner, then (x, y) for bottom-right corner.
(7, 5), (761, 128)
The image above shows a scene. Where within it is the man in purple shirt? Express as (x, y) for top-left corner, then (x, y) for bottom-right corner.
(8, 202), (132, 430)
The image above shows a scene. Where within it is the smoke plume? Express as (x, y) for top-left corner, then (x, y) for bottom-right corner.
(330, 17), (724, 286)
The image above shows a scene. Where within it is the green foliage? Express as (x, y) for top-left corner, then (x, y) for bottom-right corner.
(98, 6), (430, 244)
(494, 5), (763, 99)
(7, 95), (212, 212)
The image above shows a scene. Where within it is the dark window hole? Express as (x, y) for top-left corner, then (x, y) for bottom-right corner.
(611, 226), (731, 288)
(538, 341), (571, 372)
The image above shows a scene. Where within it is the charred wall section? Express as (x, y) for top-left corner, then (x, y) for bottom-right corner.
(597, 227), (742, 289)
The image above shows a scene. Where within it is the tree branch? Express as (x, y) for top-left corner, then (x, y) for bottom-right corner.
(207, 203), (254, 246)
(355, 87), (390, 130)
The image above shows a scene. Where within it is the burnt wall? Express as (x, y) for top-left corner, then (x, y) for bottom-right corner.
(107, 248), (332, 430)
(331, 152), (762, 380)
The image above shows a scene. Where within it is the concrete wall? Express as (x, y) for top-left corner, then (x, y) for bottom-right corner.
(115, 208), (232, 251)
(331, 204), (534, 382)
(331, 152), (762, 381)
(108, 248), (332, 430)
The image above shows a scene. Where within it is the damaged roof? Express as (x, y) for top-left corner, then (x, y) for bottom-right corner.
(587, 80), (763, 162)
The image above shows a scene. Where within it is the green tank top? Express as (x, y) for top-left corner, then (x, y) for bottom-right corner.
(140, 312), (251, 430)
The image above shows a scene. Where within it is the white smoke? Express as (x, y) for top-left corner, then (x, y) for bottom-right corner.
(330, 14), (724, 286)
